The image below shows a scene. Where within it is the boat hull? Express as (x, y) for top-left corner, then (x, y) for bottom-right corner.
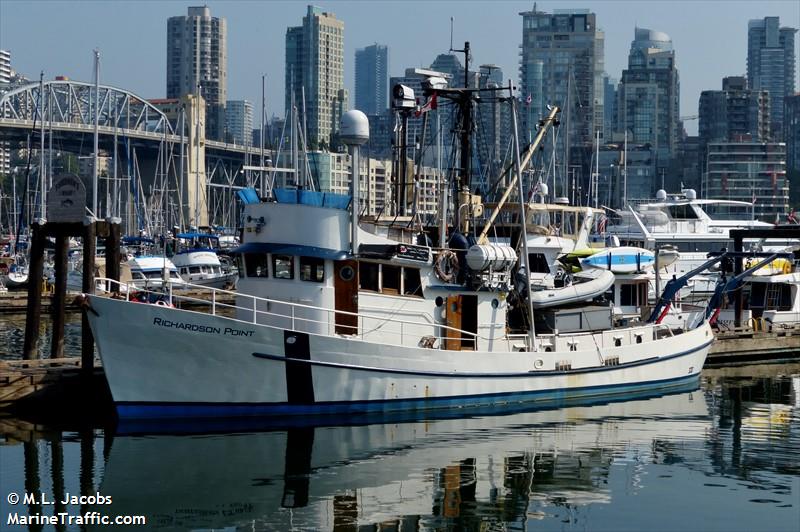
(87, 296), (713, 420)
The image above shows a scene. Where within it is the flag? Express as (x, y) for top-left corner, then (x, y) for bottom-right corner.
(751, 193), (757, 205)
(772, 171), (778, 193)
(788, 210), (798, 224)
(414, 93), (438, 117)
(598, 214), (608, 233)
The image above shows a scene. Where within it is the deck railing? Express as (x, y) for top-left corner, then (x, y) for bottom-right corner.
(92, 278), (676, 353)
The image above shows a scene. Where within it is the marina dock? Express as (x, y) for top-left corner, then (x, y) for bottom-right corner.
(708, 324), (800, 364)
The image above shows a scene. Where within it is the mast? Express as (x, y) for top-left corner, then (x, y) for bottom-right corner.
(194, 83), (201, 229)
(260, 74), (266, 197)
(460, 41), (472, 193)
(178, 105), (185, 227)
(38, 72), (45, 220)
(92, 50), (100, 218)
(510, 90), (538, 352)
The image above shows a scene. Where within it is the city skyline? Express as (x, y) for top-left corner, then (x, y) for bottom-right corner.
(1, 1), (798, 136)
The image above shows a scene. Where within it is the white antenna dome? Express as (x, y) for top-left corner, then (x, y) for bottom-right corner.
(655, 189), (667, 201)
(340, 110), (369, 145)
(683, 188), (697, 200)
(538, 183), (549, 197)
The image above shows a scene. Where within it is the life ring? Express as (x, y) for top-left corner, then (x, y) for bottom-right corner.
(434, 250), (459, 283)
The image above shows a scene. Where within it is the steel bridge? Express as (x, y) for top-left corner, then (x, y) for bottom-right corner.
(0, 79), (272, 231)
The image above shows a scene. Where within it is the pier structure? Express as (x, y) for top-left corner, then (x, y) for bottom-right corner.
(0, 79), (271, 230)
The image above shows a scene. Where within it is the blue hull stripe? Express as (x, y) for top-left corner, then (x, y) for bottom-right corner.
(115, 371), (703, 420)
(250, 339), (713, 378)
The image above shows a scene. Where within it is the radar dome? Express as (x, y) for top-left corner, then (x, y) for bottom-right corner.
(538, 183), (549, 196)
(683, 189), (697, 200)
(340, 110), (369, 145)
(655, 189), (667, 201)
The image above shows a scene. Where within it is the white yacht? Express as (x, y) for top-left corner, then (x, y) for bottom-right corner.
(127, 256), (186, 289)
(605, 189), (793, 296)
(171, 232), (238, 289)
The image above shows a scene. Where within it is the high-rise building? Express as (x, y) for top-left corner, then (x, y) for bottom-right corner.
(0, 49), (11, 85)
(355, 44), (388, 115)
(478, 64), (510, 176)
(705, 141), (788, 222)
(617, 28), (680, 173)
(785, 93), (800, 174)
(225, 100), (254, 146)
(167, 6), (227, 140)
(519, 7), (604, 188)
(0, 50), (12, 178)
(747, 17), (797, 140)
(285, 5), (345, 149)
(602, 74), (617, 142)
(431, 54), (466, 87)
(698, 76), (770, 146)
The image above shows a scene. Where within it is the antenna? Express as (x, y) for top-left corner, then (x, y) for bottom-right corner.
(449, 17), (454, 52)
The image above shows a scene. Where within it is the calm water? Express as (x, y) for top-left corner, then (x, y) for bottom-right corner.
(1, 362), (799, 531)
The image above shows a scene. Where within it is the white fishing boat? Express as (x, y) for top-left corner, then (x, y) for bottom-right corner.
(171, 232), (238, 288)
(84, 103), (713, 421)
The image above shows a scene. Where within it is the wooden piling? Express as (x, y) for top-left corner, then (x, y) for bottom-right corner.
(733, 234), (743, 328)
(50, 234), (69, 359)
(106, 220), (121, 283)
(22, 225), (46, 360)
(81, 221), (97, 376)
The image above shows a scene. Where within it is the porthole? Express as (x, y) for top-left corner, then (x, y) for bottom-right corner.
(435, 296), (444, 307)
(491, 298), (499, 309)
(339, 265), (355, 281)
(614, 338), (622, 347)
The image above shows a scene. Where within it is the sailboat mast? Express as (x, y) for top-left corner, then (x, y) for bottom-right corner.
(194, 83), (201, 229)
(39, 72), (45, 220)
(93, 50), (100, 218)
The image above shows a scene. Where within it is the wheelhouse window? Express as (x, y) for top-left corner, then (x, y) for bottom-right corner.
(272, 255), (294, 279)
(359, 262), (379, 291)
(300, 256), (325, 282)
(382, 264), (401, 294)
(403, 267), (422, 296)
(359, 262), (423, 297)
(528, 253), (551, 274)
(668, 205), (698, 219)
(244, 253), (268, 278)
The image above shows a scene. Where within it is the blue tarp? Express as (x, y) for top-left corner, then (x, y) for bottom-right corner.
(273, 188), (350, 210)
(177, 232), (219, 240)
(237, 188), (260, 205)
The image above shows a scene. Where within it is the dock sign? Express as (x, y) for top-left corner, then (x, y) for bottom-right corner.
(47, 174), (86, 222)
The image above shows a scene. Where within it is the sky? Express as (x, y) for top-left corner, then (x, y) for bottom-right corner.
(1, 0), (799, 136)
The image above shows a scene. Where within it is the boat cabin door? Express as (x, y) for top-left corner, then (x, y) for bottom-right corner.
(334, 260), (359, 335)
(445, 295), (478, 351)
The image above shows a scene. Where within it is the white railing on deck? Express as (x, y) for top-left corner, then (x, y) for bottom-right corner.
(92, 278), (678, 352)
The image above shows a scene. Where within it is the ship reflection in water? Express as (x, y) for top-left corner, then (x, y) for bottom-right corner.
(1, 364), (798, 531)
